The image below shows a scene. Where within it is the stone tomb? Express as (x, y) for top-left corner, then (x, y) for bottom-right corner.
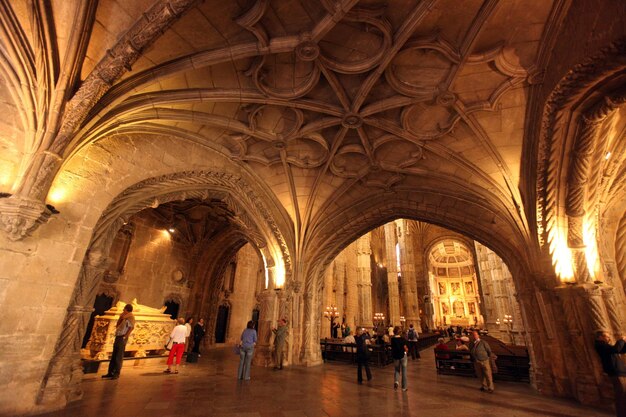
(83, 299), (174, 360)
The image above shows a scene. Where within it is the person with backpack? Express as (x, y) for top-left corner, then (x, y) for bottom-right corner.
(407, 323), (420, 360)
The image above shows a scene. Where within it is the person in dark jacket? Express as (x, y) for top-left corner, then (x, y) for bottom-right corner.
(192, 318), (206, 355)
(355, 328), (372, 384)
(595, 331), (626, 417)
(469, 330), (494, 393)
(390, 326), (409, 391)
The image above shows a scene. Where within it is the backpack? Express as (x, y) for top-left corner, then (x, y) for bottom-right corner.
(408, 329), (416, 340)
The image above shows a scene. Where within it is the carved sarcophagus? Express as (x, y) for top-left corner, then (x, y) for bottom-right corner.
(83, 299), (175, 360)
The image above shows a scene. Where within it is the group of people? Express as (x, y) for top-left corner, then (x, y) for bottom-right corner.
(100, 305), (626, 416)
(236, 318), (288, 380)
(101, 304), (207, 379)
(163, 316), (206, 374)
(351, 323), (423, 390)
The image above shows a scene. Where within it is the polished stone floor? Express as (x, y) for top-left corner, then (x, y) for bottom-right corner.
(39, 348), (612, 417)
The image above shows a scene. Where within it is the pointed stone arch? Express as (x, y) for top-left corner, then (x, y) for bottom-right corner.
(36, 169), (291, 408)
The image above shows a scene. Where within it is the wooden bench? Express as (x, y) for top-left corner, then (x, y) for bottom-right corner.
(434, 335), (530, 382)
(320, 333), (440, 367)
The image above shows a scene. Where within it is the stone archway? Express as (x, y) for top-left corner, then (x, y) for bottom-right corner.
(36, 170), (292, 408)
(295, 180), (560, 380)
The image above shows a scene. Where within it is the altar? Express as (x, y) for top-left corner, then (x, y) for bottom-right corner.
(82, 299), (175, 360)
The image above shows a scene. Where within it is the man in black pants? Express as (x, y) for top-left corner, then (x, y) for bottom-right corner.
(192, 318), (206, 356)
(407, 323), (420, 360)
(355, 328), (372, 384)
(102, 304), (135, 380)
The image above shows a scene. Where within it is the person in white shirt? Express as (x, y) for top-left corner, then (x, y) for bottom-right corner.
(343, 331), (356, 352)
(165, 318), (187, 374)
(184, 317), (193, 352)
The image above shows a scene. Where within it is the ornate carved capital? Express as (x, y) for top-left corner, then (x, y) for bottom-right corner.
(0, 196), (53, 241)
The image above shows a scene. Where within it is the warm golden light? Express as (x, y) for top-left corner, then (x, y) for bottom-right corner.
(583, 219), (598, 279)
(550, 231), (574, 282)
(261, 254), (269, 289)
(274, 258), (285, 289)
(47, 187), (67, 205)
(0, 161), (15, 192)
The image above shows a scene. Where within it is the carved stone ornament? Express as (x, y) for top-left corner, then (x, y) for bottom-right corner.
(0, 196), (53, 241)
(172, 269), (185, 283)
(295, 40), (320, 61)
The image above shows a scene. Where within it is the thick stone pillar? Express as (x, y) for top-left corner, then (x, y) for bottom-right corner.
(397, 220), (421, 331)
(356, 234), (373, 328)
(252, 289), (276, 367)
(334, 252), (346, 322)
(555, 285), (602, 404)
(37, 250), (108, 408)
(301, 279), (323, 366)
(383, 222), (400, 326)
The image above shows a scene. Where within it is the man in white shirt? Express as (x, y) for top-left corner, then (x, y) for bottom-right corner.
(343, 330), (356, 352)
(165, 318), (188, 374)
(184, 317), (193, 352)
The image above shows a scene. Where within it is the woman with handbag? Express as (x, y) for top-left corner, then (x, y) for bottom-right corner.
(237, 321), (257, 380)
(164, 318), (187, 374)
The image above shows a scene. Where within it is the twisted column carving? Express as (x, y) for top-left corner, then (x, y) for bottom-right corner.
(580, 285), (610, 332)
(602, 287), (625, 335)
(616, 214), (626, 289)
(556, 286), (600, 403)
(37, 247), (110, 406)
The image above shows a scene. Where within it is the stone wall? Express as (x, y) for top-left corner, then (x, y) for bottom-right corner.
(475, 242), (526, 345)
(101, 215), (192, 310)
(226, 243), (263, 344)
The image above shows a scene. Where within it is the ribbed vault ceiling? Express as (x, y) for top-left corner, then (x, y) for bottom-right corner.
(1, 0), (558, 252)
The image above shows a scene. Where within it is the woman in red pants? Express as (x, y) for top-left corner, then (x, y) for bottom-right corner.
(165, 317), (187, 374)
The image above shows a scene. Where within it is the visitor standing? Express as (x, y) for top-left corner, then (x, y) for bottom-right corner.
(192, 318), (205, 355)
(102, 304), (135, 380)
(238, 320), (257, 380)
(164, 318), (187, 374)
(469, 330), (494, 393)
(407, 323), (420, 360)
(355, 328), (372, 384)
(390, 326), (409, 391)
(594, 331), (626, 417)
(272, 318), (288, 370)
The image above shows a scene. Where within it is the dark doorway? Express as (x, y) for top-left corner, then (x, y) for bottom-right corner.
(215, 305), (230, 343)
(164, 300), (180, 320)
(251, 308), (260, 331)
(82, 293), (114, 348)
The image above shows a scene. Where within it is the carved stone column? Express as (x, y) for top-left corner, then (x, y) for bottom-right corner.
(334, 252), (346, 322)
(356, 234), (373, 328)
(288, 280), (303, 365)
(37, 251), (107, 407)
(252, 289), (276, 367)
(602, 286), (625, 336)
(516, 287), (557, 395)
(397, 220), (421, 331)
(555, 285), (601, 404)
(384, 222), (400, 326)
(301, 286), (323, 366)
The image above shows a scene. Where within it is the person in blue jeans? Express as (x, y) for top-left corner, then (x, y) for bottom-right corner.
(390, 326), (409, 391)
(238, 320), (257, 380)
